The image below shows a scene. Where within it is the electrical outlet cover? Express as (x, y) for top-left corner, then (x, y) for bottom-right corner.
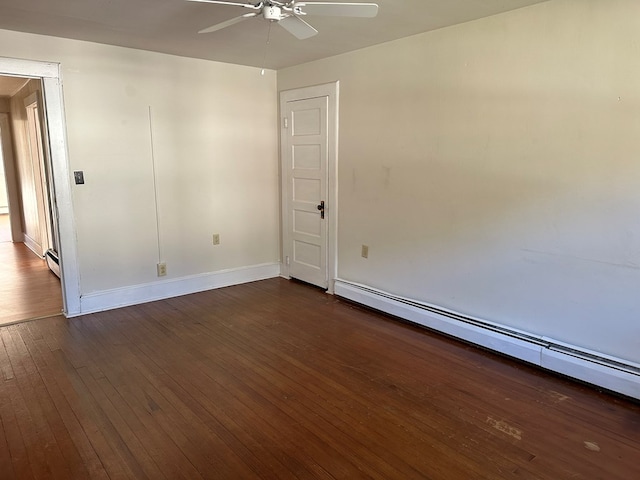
(157, 263), (167, 277)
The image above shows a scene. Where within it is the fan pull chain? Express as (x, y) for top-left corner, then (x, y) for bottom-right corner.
(261, 21), (273, 76)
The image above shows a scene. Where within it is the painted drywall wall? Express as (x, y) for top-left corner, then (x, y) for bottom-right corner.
(0, 29), (280, 298)
(278, 0), (640, 365)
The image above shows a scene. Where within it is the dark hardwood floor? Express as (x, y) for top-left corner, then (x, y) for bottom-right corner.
(0, 277), (639, 479)
(0, 226), (63, 326)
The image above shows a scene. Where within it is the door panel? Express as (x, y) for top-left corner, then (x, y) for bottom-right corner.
(20, 89), (56, 262)
(294, 210), (321, 236)
(292, 108), (322, 136)
(293, 145), (321, 169)
(285, 96), (328, 288)
(294, 240), (322, 268)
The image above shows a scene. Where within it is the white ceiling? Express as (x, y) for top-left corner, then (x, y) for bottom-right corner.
(0, 0), (547, 71)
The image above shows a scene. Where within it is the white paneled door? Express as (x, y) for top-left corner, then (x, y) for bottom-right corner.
(282, 90), (333, 289)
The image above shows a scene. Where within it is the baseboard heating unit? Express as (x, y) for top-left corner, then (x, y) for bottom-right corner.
(334, 279), (640, 401)
(45, 248), (61, 278)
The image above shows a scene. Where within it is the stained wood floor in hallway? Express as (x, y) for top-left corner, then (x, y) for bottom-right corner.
(0, 215), (63, 326)
(1, 278), (639, 479)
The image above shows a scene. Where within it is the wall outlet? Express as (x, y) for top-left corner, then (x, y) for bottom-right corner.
(361, 245), (369, 259)
(157, 262), (167, 277)
(212, 234), (220, 245)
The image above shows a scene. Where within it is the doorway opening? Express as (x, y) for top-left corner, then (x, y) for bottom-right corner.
(0, 74), (62, 325)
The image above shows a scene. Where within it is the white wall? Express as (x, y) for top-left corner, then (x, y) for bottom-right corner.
(279, 0), (640, 366)
(0, 29), (280, 308)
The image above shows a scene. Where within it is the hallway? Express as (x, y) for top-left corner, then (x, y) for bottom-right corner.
(0, 214), (62, 326)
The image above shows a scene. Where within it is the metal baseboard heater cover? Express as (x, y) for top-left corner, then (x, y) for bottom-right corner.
(45, 248), (60, 278)
(334, 279), (640, 400)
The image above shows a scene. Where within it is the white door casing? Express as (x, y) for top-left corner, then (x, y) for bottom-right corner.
(280, 82), (338, 292)
(0, 57), (81, 316)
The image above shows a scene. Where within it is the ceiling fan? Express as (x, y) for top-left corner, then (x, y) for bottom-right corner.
(187, 1), (379, 40)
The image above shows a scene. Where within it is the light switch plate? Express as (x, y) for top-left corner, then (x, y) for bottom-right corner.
(74, 171), (85, 185)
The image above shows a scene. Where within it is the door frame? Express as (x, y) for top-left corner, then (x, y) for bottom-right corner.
(280, 82), (339, 293)
(0, 113), (20, 238)
(0, 56), (81, 316)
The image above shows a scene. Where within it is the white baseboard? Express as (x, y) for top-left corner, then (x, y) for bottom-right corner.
(334, 279), (640, 400)
(77, 263), (281, 316)
(23, 233), (43, 258)
(0, 207), (8, 215)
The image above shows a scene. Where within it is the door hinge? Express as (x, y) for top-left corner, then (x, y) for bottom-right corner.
(283, 117), (289, 129)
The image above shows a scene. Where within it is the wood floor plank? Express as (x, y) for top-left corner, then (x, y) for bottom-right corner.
(0, 241), (62, 326)
(181, 284), (528, 476)
(75, 365), (171, 480)
(11, 325), (89, 480)
(0, 382), (28, 480)
(15, 320), (110, 480)
(1, 327), (64, 479)
(330, 302), (640, 477)
(0, 334), (22, 480)
(112, 307), (335, 480)
(148, 290), (544, 478)
(63, 320), (204, 480)
(180, 315), (470, 476)
(69, 313), (233, 480)
(1, 278), (639, 479)
(0, 414), (17, 480)
(126, 303), (358, 479)
(221, 316), (540, 476)
(57, 356), (145, 480)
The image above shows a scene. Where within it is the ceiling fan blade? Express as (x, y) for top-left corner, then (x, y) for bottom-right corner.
(278, 15), (318, 40)
(293, 2), (379, 18)
(198, 12), (257, 34)
(186, 0), (261, 10)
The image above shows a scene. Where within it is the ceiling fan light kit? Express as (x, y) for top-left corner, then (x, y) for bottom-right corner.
(263, 6), (283, 20)
(188, 1), (379, 40)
